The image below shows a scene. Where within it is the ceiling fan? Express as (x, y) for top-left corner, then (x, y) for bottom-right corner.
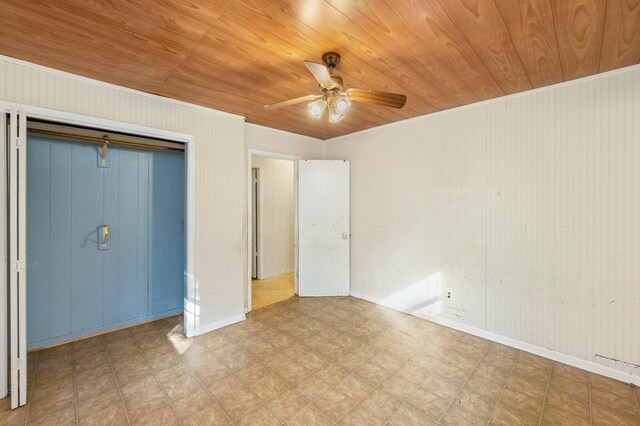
(264, 52), (407, 122)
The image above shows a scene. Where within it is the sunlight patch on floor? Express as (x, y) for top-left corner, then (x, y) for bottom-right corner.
(252, 273), (295, 310)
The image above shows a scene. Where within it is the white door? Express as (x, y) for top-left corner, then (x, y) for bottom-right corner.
(298, 160), (350, 296)
(6, 109), (27, 407)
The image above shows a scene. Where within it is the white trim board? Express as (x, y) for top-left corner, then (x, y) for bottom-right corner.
(260, 269), (295, 280)
(350, 291), (640, 386)
(194, 314), (246, 336)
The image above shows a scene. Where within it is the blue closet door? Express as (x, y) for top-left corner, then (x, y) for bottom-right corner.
(70, 142), (105, 333)
(149, 151), (185, 314)
(27, 134), (184, 350)
(26, 138), (53, 344)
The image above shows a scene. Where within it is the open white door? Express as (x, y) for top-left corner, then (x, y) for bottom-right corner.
(7, 109), (27, 408)
(298, 160), (350, 296)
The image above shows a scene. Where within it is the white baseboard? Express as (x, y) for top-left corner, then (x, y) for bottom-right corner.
(350, 291), (640, 386)
(260, 269), (295, 280)
(194, 314), (246, 336)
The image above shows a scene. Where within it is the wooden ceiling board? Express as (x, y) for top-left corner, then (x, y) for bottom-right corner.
(0, 0), (227, 92)
(390, 0), (505, 101)
(216, 0), (423, 117)
(325, 0), (482, 107)
(159, 0), (409, 137)
(552, 0), (607, 80)
(439, 0), (533, 94)
(275, 0), (457, 112)
(0, 0), (638, 139)
(160, 26), (389, 137)
(202, 0), (434, 133)
(494, 0), (564, 88)
(600, 0), (640, 71)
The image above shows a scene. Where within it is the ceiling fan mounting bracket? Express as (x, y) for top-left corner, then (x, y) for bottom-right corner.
(322, 52), (341, 71)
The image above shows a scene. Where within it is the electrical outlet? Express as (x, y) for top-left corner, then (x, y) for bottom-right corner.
(445, 289), (452, 301)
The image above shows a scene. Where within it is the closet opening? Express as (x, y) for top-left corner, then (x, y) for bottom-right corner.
(25, 120), (186, 351)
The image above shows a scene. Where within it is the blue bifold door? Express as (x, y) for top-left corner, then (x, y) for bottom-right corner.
(27, 133), (184, 350)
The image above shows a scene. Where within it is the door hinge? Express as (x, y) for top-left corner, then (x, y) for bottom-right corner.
(15, 260), (22, 272)
(15, 137), (22, 149)
(16, 358), (24, 370)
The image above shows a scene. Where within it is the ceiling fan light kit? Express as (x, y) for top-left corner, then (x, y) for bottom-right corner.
(326, 95), (349, 122)
(264, 52), (407, 123)
(308, 98), (326, 118)
(328, 103), (344, 123)
(335, 96), (349, 112)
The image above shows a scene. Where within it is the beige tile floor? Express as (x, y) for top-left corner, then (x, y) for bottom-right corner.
(2, 296), (639, 425)
(252, 274), (295, 310)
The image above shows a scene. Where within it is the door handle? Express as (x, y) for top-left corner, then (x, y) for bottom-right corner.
(100, 224), (110, 248)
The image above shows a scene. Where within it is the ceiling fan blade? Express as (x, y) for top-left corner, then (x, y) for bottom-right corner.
(346, 89), (407, 109)
(304, 61), (336, 89)
(264, 94), (321, 110)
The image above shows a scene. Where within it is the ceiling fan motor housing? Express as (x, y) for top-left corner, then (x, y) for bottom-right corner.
(322, 52), (341, 71)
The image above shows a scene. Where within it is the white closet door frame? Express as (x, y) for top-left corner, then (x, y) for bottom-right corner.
(7, 108), (27, 408)
(0, 111), (7, 400)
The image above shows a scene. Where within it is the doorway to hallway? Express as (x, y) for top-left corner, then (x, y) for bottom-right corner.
(250, 155), (295, 310)
(246, 150), (350, 313)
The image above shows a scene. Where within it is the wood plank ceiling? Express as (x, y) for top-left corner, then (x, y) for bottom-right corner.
(1, 0), (639, 139)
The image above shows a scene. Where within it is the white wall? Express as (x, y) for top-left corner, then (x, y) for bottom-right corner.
(0, 56), (323, 337)
(245, 123), (324, 158)
(252, 157), (295, 278)
(325, 65), (640, 383)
